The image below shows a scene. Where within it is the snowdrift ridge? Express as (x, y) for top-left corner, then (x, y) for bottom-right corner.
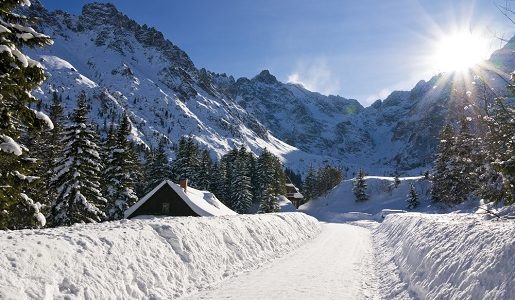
(374, 213), (515, 299)
(0, 213), (321, 299)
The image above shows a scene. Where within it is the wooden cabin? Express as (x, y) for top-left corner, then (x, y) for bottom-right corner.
(124, 179), (237, 219)
(285, 183), (304, 208)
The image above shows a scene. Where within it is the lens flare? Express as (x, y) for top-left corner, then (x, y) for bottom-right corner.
(431, 31), (491, 72)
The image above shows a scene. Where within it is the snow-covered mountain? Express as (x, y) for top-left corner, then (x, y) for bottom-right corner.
(24, 2), (514, 174)
(24, 2), (339, 172)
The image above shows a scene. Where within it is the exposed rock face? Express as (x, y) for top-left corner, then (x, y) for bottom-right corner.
(24, 2), (513, 174)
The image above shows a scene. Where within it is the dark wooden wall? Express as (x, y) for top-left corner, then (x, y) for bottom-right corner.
(127, 184), (199, 218)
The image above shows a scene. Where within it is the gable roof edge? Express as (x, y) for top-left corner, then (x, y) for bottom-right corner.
(124, 180), (168, 218)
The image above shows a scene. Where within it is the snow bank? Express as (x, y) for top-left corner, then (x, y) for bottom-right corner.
(374, 213), (515, 299)
(278, 195), (297, 212)
(0, 213), (320, 299)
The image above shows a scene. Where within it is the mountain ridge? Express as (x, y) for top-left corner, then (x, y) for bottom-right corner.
(24, 1), (514, 175)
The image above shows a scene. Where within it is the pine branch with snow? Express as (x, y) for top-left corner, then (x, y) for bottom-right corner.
(0, 0), (53, 230)
(49, 93), (106, 226)
(104, 113), (141, 220)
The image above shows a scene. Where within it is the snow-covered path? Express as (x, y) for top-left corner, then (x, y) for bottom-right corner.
(184, 223), (378, 300)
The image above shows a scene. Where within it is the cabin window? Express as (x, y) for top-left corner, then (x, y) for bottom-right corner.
(162, 203), (170, 214)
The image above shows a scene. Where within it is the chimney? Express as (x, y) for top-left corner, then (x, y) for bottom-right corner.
(179, 178), (188, 192)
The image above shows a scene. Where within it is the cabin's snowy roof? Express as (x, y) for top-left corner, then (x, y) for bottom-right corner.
(285, 183), (304, 199)
(292, 192), (304, 199)
(124, 180), (237, 218)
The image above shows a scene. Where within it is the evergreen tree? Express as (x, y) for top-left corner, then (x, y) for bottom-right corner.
(258, 187), (279, 213)
(255, 149), (277, 204)
(431, 124), (456, 204)
(44, 91), (65, 173)
(144, 137), (171, 193)
(431, 120), (480, 205)
(272, 156), (287, 196)
(353, 169), (368, 202)
(477, 97), (515, 204)
(256, 149), (284, 213)
(218, 147), (238, 207)
(104, 113), (141, 220)
(316, 165), (343, 195)
(248, 153), (260, 204)
(100, 123), (117, 197)
(228, 146), (253, 213)
(20, 92), (66, 227)
(303, 165), (317, 202)
(210, 161), (228, 204)
(0, 0), (53, 229)
(407, 183), (419, 209)
(49, 93), (106, 226)
(172, 136), (200, 185)
(451, 118), (480, 202)
(196, 149), (213, 190)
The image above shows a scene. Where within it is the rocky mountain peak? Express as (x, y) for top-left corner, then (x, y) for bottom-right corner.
(252, 70), (278, 84)
(76, 2), (196, 72)
(80, 2), (122, 25)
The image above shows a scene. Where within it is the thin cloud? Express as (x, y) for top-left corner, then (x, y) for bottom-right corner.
(287, 59), (341, 95)
(365, 88), (392, 105)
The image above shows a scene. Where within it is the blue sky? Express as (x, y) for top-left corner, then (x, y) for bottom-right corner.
(40, 0), (513, 106)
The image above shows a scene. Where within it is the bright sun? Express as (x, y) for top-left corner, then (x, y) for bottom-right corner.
(432, 31), (491, 72)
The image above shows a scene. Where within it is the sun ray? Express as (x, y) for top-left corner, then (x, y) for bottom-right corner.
(431, 30), (491, 73)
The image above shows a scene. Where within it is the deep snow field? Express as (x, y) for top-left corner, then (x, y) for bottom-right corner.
(1, 177), (513, 300)
(299, 176), (434, 222)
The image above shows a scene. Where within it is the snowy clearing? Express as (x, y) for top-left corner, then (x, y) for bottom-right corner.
(300, 176), (433, 222)
(184, 222), (378, 300)
(0, 213), (320, 299)
(374, 213), (515, 299)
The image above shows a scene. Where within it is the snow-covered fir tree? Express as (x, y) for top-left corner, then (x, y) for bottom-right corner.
(407, 183), (419, 209)
(431, 124), (456, 204)
(477, 96), (515, 205)
(0, 0), (53, 229)
(196, 149), (213, 190)
(302, 165), (317, 202)
(19, 92), (66, 227)
(44, 92), (66, 175)
(172, 136), (200, 185)
(49, 93), (106, 226)
(143, 137), (171, 193)
(209, 161), (228, 203)
(228, 146), (253, 213)
(258, 186), (279, 213)
(255, 149), (285, 213)
(216, 147), (238, 207)
(316, 165), (343, 195)
(353, 169), (368, 202)
(452, 118), (480, 201)
(431, 119), (480, 205)
(104, 113), (141, 220)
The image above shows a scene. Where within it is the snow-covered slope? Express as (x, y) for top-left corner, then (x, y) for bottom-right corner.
(0, 213), (321, 299)
(300, 176), (433, 222)
(24, 2), (515, 174)
(374, 213), (515, 299)
(24, 2), (337, 171)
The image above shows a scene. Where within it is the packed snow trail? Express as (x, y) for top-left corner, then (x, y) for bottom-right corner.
(184, 223), (378, 300)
